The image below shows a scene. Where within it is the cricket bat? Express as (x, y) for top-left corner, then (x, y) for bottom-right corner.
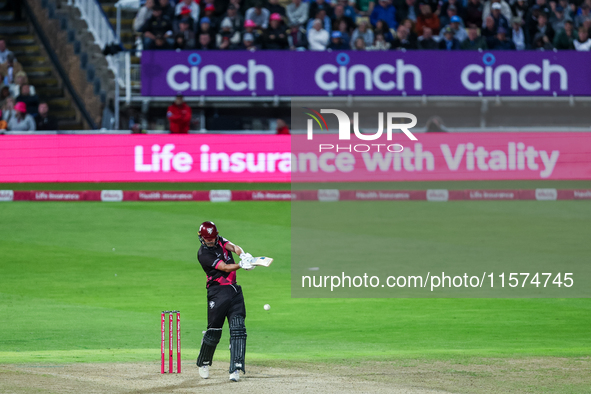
(250, 256), (273, 267)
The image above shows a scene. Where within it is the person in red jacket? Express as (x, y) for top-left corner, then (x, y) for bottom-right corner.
(276, 118), (290, 134)
(167, 94), (192, 133)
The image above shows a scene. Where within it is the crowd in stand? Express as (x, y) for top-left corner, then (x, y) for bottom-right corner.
(133, 0), (591, 51)
(0, 40), (58, 132)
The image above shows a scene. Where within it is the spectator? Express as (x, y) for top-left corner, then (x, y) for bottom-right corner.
(263, 13), (289, 48)
(34, 102), (58, 131)
(175, 0), (199, 24)
(559, 0), (575, 20)
(397, 0), (420, 24)
(489, 2), (510, 34)
(217, 18), (242, 49)
(223, 5), (244, 33)
(309, 0), (334, 19)
(369, 33), (391, 48)
(159, 0), (175, 20)
(308, 18), (330, 50)
(511, 16), (526, 49)
(352, 36), (367, 49)
(140, 5), (174, 49)
(440, 0), (465, 23)
(550, 5), (571, 32)
(0, 39), (12, 63)
(337, 20), (352, 46)
(370, 0), (397, 29)
(490, 27), (515, 48)
(0, 53), (23, 85)
(529, 0), (551, 18)
(202, 5), (220, 32)
(134, 0), (155, 32)
(440, 4), (462, 28)
(533, 31), (554, 49)
(574, 25), (591, 50)
(374, 19), (395, 41)
(0, 85), (10, 107)
(267, 0), (286, 17)
(525, 5), (544, 38)
(439, 15), (468, 41)
(276, 118), (290, 134)
(439, 26), (461, 48)
(307, 10), (332, 34)
(337, 0), (358, 21)
(351, 20), (375, 46)
(243, 19), (263, 46)
(391, 25), (418, 48)
(174, 33), (188, 49)
(9, 71), (35, 98)
(481, 15), (497, 45)
(1, 97), (16, 124)
(154, 34), (174, 49)
(177, 18), (197, 48)
(328, 31), (351, 48)
(243, 0), (265, 12)
(287, 0), (309, 27)
(510, 0), (528, 22)
(176, 8), (195, 32)
(7, 101), (35, 131)
(415, 2), (440, 35)
(228, 0), (244, 16)
(461, 24), (488, 48)
(482, 0), (512, 26)
(402, 18), (419, 42)
(553, 20), (575, 49)
(333, 5), (356, 33)
(196, 32), (216, 49)
(246, 0), (270, 29)
(355, 0), (375, 17)
(465, 0), (484, 27)
(417, 26), (438, 48)
(16, 85), (39, 115)
(575, 4), (591, 29)
(530, 13), (555, 47)
(167, 94), (191, 134)
(198, 17), (215, 40)
(241, 33), (259, 50)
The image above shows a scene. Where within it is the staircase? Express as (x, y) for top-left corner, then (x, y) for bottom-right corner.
(100, 2), (141, 94)
(0, 1), (83, 129)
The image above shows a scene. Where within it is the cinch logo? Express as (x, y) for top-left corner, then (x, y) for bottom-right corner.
(460, 54), (567, 92)
(314, 53), (422, 92)
(305, 108), (417, 141)
(166, 54), (274, 92)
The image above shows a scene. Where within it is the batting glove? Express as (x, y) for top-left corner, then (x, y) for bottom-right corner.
(240, 252), (252, 260)
(239, 258), (255, 270)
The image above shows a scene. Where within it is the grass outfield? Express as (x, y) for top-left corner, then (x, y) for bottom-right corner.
(1, 179), (591, 191)
(0, 200), (589, 370)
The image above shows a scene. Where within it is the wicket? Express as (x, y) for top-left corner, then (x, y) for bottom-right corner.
(161, 311), (181, 373)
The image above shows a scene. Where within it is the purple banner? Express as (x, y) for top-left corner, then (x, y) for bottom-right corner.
(141, 50), (591, 97)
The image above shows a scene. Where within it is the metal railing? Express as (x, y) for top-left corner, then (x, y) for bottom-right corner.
(67, 0), (121, 78)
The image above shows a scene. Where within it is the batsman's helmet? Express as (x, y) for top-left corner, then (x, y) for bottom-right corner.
(199, 221), (219, 246)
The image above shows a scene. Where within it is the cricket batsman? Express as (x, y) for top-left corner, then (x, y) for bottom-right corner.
(195, 221), (254, 382)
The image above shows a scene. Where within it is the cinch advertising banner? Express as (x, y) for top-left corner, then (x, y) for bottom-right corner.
(141, 51), (591, 97)
(0, 134), (590, 182)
